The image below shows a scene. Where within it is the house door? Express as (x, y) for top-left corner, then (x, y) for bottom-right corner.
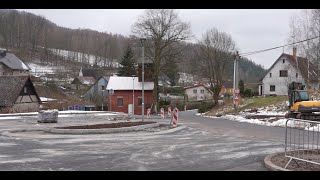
(128, 104), (133, 115)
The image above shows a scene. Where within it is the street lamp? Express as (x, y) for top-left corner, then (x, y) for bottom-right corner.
(132, 75), (136, 116)
(102, 89), (105, 111)
(140, 38), (146, 121)
(108, 88), (114, 111)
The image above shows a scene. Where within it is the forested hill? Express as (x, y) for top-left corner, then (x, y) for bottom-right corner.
(226, 57), (267, 83)
(0, 9), (266, 83)
(0, 9), (132, 67)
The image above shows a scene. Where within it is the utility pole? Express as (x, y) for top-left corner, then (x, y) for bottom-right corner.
(102, 89), (104, 111)
(233, 51), (240, 114)
(132, 75), (135, 116)
(140, 38), (146, 121)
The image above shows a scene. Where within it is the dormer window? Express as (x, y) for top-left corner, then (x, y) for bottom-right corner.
(283, 59), (285, 63)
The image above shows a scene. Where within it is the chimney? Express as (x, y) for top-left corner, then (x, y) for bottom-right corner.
(293, 47), (297, 60)
(293, 47), (298, 68)
(0, 51), (6, 57)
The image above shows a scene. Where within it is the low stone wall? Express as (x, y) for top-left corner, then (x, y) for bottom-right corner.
(45, 122), (160, 134)
(38, 109), (58, 123)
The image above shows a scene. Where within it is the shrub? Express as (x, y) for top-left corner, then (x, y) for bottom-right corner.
(244, 88), (253, 97)
(159, 99), (170, 107)
(198, 101), (215, 113)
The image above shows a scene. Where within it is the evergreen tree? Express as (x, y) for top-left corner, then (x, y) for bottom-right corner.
(117, 46), (136, 76)
(239, 79), (245, 96)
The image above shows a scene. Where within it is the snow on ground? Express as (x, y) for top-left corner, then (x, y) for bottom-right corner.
(0, 111), (118, 116)
(48, 48), (120, 68)
(187, 109), (198, 112)
(27, 63), (65, 75)
(0, 117), (21, 120)
(196, 109), (320, 131)
(40, 97), (57, 102)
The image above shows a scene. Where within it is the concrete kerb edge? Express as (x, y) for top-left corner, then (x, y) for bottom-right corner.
(264, 152), (291, 171)
(0, 124), (187, 137)
(0, 127), (50, 137)
(44, 122), (160, 134)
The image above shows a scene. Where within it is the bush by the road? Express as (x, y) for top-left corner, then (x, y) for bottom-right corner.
(198, 101), (215, 113)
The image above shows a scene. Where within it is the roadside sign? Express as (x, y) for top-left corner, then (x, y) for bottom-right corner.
(74, 105), (79, 110)
(68, 106), (73, 110)
(234, 94), (239, 100)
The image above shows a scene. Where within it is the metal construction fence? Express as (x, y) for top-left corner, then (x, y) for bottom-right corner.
(285, 119), (320, 169)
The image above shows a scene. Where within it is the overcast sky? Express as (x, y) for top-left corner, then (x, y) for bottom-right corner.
(19, 9), (301, 69)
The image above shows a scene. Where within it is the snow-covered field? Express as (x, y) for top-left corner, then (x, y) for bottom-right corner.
(47, 48), (120, 68)
(27, 63), (65, 75)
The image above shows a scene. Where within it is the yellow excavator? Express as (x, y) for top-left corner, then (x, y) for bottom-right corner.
(285, 82), (320, 120)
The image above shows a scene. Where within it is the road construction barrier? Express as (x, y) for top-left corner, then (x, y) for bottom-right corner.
(147, 108), (151, 118)
(160, 108), (165, 119)
(168, 107), (172, 117)
(171, 108), (179, 127)
(284, 119), (320, 169)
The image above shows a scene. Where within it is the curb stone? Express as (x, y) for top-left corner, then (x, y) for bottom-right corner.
(264, 152), (290, 171)
(1, 125), (187, 137)
(44, 122), (160, 134)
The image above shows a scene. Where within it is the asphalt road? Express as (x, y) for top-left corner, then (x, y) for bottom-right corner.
(0, 110), (286, 171)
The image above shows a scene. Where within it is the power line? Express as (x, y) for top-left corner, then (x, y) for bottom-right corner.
(239, 35), (320, 57)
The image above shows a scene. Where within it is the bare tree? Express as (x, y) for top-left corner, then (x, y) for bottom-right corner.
(132, 9), (192, 112)
(197, 28), (236, 104)
(288, 10), (320, 85)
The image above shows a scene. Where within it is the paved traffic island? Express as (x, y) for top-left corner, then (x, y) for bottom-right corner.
(264, 150), (320, 171)
(45, 121), (161, 134)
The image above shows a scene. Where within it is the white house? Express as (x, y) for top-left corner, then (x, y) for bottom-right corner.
(259, 48), (318, 96)
(0, 51), (30, 76)
(184, 84), (213, 101)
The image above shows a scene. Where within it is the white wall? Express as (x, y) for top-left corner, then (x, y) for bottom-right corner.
(12, 103), (39, 113)
(262, 55), (306, 96)
(0, 63), (29, 76)
(185, 86), (213, 101)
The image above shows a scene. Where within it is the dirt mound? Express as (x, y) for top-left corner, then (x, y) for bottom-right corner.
(56, 121), (156, 129)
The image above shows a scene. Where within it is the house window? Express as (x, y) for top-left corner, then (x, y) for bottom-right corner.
(270, 73), (272, 77)
(117, 97), (123, 107)
(283, 59), (285, 63)
(270, 85), (275, 92)
(138, 97), (142, 106)
(280, 70), (288, 77)
(24, 87), (28, 94)
(200, 89), (204, 94)
(101, 85), (105, 91)
(296, 73), (298, 78)
(193, 89), (197, 94)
